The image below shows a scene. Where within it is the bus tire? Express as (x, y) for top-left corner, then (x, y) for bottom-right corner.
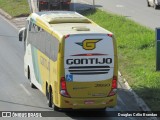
(147, 0), (150, 7)
(28, 66), (37, 89)
(154, 1), (158, 9)
(46, 83), (49, 99)
(48, 88), (53, 108)
(30, 82), (36, 88)
(54, 105), (59, 111)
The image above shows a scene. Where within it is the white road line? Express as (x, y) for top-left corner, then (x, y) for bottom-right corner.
(116, 4), (124, 8)
(0, 14), (18, 31)
(20, 84), (31, 96)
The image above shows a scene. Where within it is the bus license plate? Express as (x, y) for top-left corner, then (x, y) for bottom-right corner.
(84, 100), (94, 104)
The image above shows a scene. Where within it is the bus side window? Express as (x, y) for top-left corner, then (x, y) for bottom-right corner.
(50, 35), (59, 61)
(24, 20), (29, 49)
(45, 33), (51, 57)
(30, 23), (45, 53)
(28, 21), (35, 44)
(37, 28), (45, 53)
(31, 23), (38, 46)
(24, 28), (27, 51)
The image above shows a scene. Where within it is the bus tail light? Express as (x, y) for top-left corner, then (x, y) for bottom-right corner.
(107, 34), (113, 37)
(108, 76), (117, 97)
(60, 77), (70, 98)
(65, 34), (70, 39)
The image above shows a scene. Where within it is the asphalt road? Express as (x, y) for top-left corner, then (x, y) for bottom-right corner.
(0, 15), (53, 111)
(0, 1), (152, 119)
(83, 0), (160, 29)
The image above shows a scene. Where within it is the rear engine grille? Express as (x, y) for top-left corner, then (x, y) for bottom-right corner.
(68, 66), (110, 75)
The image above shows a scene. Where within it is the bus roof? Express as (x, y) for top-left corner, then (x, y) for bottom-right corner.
(30, 11), (112, 38)
(36, 11), (91, 24)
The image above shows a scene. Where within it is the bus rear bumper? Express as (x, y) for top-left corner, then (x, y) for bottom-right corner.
(58, 95), (117, 110)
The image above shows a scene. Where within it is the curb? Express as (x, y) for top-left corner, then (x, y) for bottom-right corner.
(118, 71), (150, 111)
(118, 71), (158, 120)
(0, 8), (12, 19)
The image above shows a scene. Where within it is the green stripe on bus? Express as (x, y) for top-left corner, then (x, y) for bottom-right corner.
(31, 46), (43, 85)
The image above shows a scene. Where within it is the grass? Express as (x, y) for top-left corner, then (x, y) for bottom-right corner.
(83, 9), (160, 111)
(0, 0), (30, 17)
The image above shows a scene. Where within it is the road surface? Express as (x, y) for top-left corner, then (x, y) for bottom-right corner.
(31, 0), (160, 29)
(83, 0), (160, 29)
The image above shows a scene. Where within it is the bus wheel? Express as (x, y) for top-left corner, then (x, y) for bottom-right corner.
(54, 105), (59, 111)
(30, 82), (36, 88)
(48, 88), (52, 108)
(46, 84), (49, 100)
(29, 78), (37, 89)
(154, 1), (158, 9)
(28, 67), (36, 89)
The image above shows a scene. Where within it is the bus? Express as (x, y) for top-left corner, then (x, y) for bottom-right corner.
(19, 11), (118, 111)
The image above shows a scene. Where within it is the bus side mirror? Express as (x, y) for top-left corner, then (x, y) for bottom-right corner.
(18, 27), (25, 41)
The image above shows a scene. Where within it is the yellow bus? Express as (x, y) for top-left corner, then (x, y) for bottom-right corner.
(19, 11), (118, 111)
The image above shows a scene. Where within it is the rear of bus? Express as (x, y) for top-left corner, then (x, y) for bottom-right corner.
(59, 33), (118, 110)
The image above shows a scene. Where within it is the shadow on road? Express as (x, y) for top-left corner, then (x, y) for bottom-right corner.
(133, 86), (160, 111)
(0, 99), (51, 110)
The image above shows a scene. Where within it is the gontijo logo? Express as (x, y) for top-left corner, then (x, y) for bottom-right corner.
(76, 39), (102, 50)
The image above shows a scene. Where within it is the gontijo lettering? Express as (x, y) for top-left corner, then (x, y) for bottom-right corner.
(66, 58), (112, 65)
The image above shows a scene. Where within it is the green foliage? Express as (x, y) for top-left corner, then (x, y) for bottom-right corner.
(0, 0), (30, 17)
(83, 9), (160, 111)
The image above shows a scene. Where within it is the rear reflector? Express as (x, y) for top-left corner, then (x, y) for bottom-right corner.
(65, 34), (70, 39)
(108, 89), (117, 96)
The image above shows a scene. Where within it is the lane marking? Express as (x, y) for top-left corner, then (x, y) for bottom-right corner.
(116, 4), (124, 8)
(0, 14), (18, 31)
(20, 84), (31, 96)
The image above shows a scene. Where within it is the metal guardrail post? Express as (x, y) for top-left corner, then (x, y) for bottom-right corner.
(156, 28), (160, 71)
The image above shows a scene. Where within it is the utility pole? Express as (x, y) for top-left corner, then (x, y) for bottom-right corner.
(93, 0), (95, 9)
